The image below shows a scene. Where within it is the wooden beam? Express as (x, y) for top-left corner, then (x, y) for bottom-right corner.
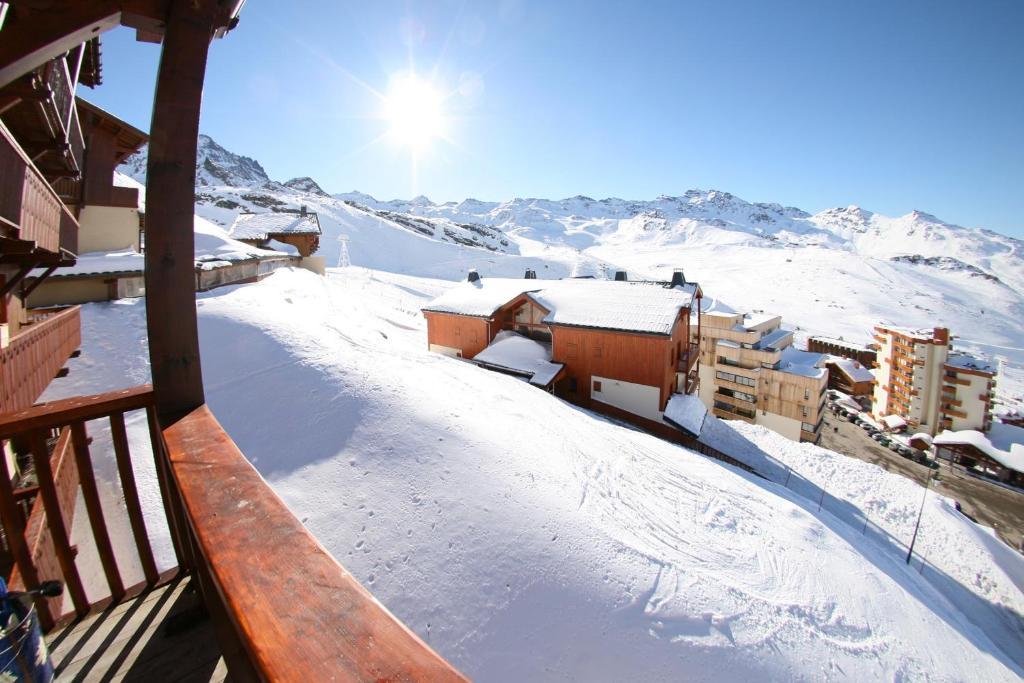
(143, 0), (217, 422)
(0, 6), (121, 89)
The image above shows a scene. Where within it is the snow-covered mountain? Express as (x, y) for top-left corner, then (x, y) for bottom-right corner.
(119, 136), (1024, 410)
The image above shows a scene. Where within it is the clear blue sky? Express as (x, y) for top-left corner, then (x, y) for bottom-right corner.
(86, 0), (1023, 236)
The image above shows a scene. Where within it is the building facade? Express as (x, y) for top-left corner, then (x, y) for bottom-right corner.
(808, 336), (877, 367)
(871, 325), (995, 435)
(422, 273), (702, 430)
(940, 353), (996, 433)
(871, 326), (950, 435)
(692, 308), (828, 443)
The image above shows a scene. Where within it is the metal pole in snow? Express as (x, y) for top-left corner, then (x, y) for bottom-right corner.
(906, 474), (934, 564)
(784, 467), (792, 488)
(817, 485), (826, 512)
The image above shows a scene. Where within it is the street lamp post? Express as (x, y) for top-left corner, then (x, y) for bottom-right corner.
(906, 472), (936, 564)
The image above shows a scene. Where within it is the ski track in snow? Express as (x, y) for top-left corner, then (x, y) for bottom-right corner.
(40, 267), (1024, 682)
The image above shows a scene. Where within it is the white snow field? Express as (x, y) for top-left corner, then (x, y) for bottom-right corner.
(42, 267), (1024, 681)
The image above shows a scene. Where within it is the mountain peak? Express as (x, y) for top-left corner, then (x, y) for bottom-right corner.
(284, 176), (328, 196)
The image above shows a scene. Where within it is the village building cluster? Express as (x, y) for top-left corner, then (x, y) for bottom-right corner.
(422, 270), (1024, 486)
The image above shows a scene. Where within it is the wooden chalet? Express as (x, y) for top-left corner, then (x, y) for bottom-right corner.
(0, 2), (464, 680)
(824, 356), (875, 397)
(228, 207), (322, 257)
(422, 270), (703, 436)
(933, 428), (1024, 486)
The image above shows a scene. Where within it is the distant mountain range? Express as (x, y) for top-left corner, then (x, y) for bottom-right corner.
(119, 135), (1024, 411)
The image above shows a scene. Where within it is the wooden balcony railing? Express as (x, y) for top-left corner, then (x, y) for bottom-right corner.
(677, 342), (699, 374)
(0, 387), (466, 680)
(0, 305), (80, 415)
(0, 120), (79, 256)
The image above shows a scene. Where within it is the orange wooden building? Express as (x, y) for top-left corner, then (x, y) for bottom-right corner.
(423, 271), (703, 428)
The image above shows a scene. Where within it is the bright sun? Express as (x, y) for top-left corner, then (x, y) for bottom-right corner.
(383, 74), (445, 150)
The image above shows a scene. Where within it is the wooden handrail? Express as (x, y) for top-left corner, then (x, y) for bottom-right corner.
(0, 384), (151, 438)
(163, 405), (467, 681)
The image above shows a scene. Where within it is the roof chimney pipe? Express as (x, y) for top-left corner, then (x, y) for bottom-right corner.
(670, 269), (685, 287)
(467, 269), (481, 283)
(614, 270), (627, 281)
(300, 205), (307, 216)
(524, 269), (536, 279)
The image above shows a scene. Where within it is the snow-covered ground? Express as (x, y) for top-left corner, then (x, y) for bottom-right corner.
(43, 267), (1024, 681)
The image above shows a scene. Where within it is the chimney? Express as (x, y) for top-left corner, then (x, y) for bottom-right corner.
(467, 269), (480, 283)
(300, 205), (307, 216)
(670, 269), (685, 287)
(524, 269), (536, 279)
(614, 270), (627, 281)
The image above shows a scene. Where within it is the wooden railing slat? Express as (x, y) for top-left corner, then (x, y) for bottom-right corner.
(146, 403), (188, 572)
(0, 441), (46, 623)
(29, 428), (89, 617)
(109, 411), (159, 586)
(70, 420), (125, 601)
(0, 384), (152, 439)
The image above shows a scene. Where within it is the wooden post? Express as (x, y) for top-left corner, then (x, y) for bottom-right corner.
(144, 1), (218, 423)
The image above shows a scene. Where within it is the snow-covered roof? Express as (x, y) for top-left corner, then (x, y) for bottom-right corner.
(229, 212), (321, 240)
(828, 356), (875, 383)
(881, 414), (907, 430)
(945, 352), (997, 375)
(35, 248), (144, 278)
(740, 312), (779, 330)
(472, 331), (564, 387)
(876, 324), (944, 343)
(810, 336), (874, 353)
(834, 395), (863, 413)
(529, 280), (696, 335)
(423, 278), (543, 318)
(758, 327), (792, 350)
(663, 393), (708, 436)
(776, 347), (827, 379)
(934, 428), (1024, 473)
(423, 278), (697, 335)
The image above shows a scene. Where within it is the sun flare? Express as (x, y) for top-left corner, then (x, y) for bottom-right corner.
(383, 74), (445, 150)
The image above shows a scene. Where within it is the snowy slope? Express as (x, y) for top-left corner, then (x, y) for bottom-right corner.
(119, 137), (1024, 412)
(40, 268), (1024, 681)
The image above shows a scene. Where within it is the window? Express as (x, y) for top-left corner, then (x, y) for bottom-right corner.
(801, 406), (808, 417)
(804, 388), (810, 400)
(801, 421), (817, 433)
(594, 380), (602, 393)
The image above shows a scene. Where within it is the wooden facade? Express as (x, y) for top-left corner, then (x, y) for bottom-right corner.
(425, 288), (697, 423)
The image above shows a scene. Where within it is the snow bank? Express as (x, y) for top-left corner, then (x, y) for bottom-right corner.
(42, 268), (1024, 681)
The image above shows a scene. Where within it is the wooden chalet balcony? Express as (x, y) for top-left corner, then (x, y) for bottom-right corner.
(0, 121), (79, 259)
(677, 342), (699, 374)
(1, 56), (85, 181)
(0, 306), (80, 415)
(0, 386), (466, 681)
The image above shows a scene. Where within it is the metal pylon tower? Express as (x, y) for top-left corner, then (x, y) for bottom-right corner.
(336, 234), (351, 268)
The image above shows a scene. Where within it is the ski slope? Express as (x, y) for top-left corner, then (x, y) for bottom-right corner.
(43, 267), (1024, 681)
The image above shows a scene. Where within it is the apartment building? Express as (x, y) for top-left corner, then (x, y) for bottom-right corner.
(692, 306), (828, 443)
(940, 353), (996, 433)
(871, 325), (995, 435)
